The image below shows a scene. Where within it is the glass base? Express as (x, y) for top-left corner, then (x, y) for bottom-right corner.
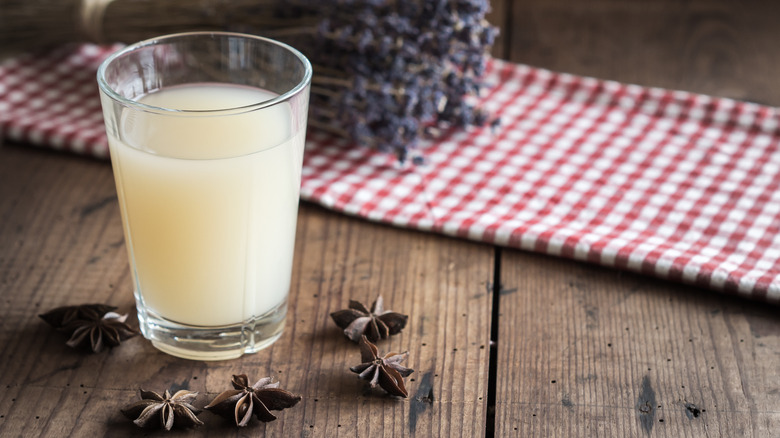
(136, 300), (287, 361)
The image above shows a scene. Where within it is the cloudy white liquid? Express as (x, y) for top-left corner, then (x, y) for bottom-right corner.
(108, 84), (304, 326)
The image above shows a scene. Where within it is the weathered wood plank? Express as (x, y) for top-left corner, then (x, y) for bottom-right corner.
(495, 251), (780, 436)
(497, 1), (780, 436)
(280, 203), (493, 437)
(508, 0), (780, 105)
(0, 145), (494, 437)
(486, 0), (510, 60)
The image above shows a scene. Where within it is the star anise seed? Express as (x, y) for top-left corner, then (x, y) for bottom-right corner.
(204, 374), (301, 427)
(121, 389), (204, 430)
(40, 304), (137, 353)
(330, 295), (408, 342)
(350, 335), (414, 397)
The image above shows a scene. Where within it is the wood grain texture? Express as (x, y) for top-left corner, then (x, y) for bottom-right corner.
(280, 203), (493, 437)
(486, 0), (510, 60)
(495, 1), (780, 436)
(508, 0), (780, 105)
(0, 145), (494, 437)
(495, 251), (780, 437)
(3, 1), (780, 437)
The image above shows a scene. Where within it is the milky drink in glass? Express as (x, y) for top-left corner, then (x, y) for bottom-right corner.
(98, 32), (312, 360)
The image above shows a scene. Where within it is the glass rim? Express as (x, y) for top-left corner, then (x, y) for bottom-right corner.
(96, 31), (313, 115)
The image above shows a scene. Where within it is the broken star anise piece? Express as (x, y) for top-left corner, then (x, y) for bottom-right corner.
(204, 374), (301, 427)
(121, 389), (204, 430)
(40, 303), (137, 353)
(350, 335), (414, 398)
(330, 295), (408, 342)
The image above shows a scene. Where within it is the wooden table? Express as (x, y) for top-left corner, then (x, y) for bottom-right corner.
(1, 1), (779, 436)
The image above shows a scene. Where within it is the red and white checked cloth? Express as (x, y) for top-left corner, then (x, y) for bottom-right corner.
(2, 44), (779, 303)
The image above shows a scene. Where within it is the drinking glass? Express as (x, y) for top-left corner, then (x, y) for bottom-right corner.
(97, 32), (311, 360)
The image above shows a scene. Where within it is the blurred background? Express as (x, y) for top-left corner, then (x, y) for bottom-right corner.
(489, 0), (780, 105)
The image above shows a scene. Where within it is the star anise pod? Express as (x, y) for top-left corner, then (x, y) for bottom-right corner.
(121, 389), (204, 430)
(39, 303), (116, 328)
(204, 374), (301, 427)
(40, 303), (137, 353)
(330, 295), (408, 342)
(350, 335), (414, 398)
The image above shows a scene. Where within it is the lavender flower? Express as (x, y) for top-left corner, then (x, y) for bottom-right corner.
(281, 0), (498, 161)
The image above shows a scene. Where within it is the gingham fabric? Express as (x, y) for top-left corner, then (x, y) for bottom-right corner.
(2, 44), (779, 303)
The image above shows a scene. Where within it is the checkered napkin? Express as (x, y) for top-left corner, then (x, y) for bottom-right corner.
(2, 44), (779, 303)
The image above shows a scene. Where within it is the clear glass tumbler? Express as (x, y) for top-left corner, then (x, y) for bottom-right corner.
(97, 32), (311, 360)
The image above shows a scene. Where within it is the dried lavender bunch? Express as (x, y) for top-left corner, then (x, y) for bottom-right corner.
(288, 0), (498, 161)
(5, 0), (497, 161)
